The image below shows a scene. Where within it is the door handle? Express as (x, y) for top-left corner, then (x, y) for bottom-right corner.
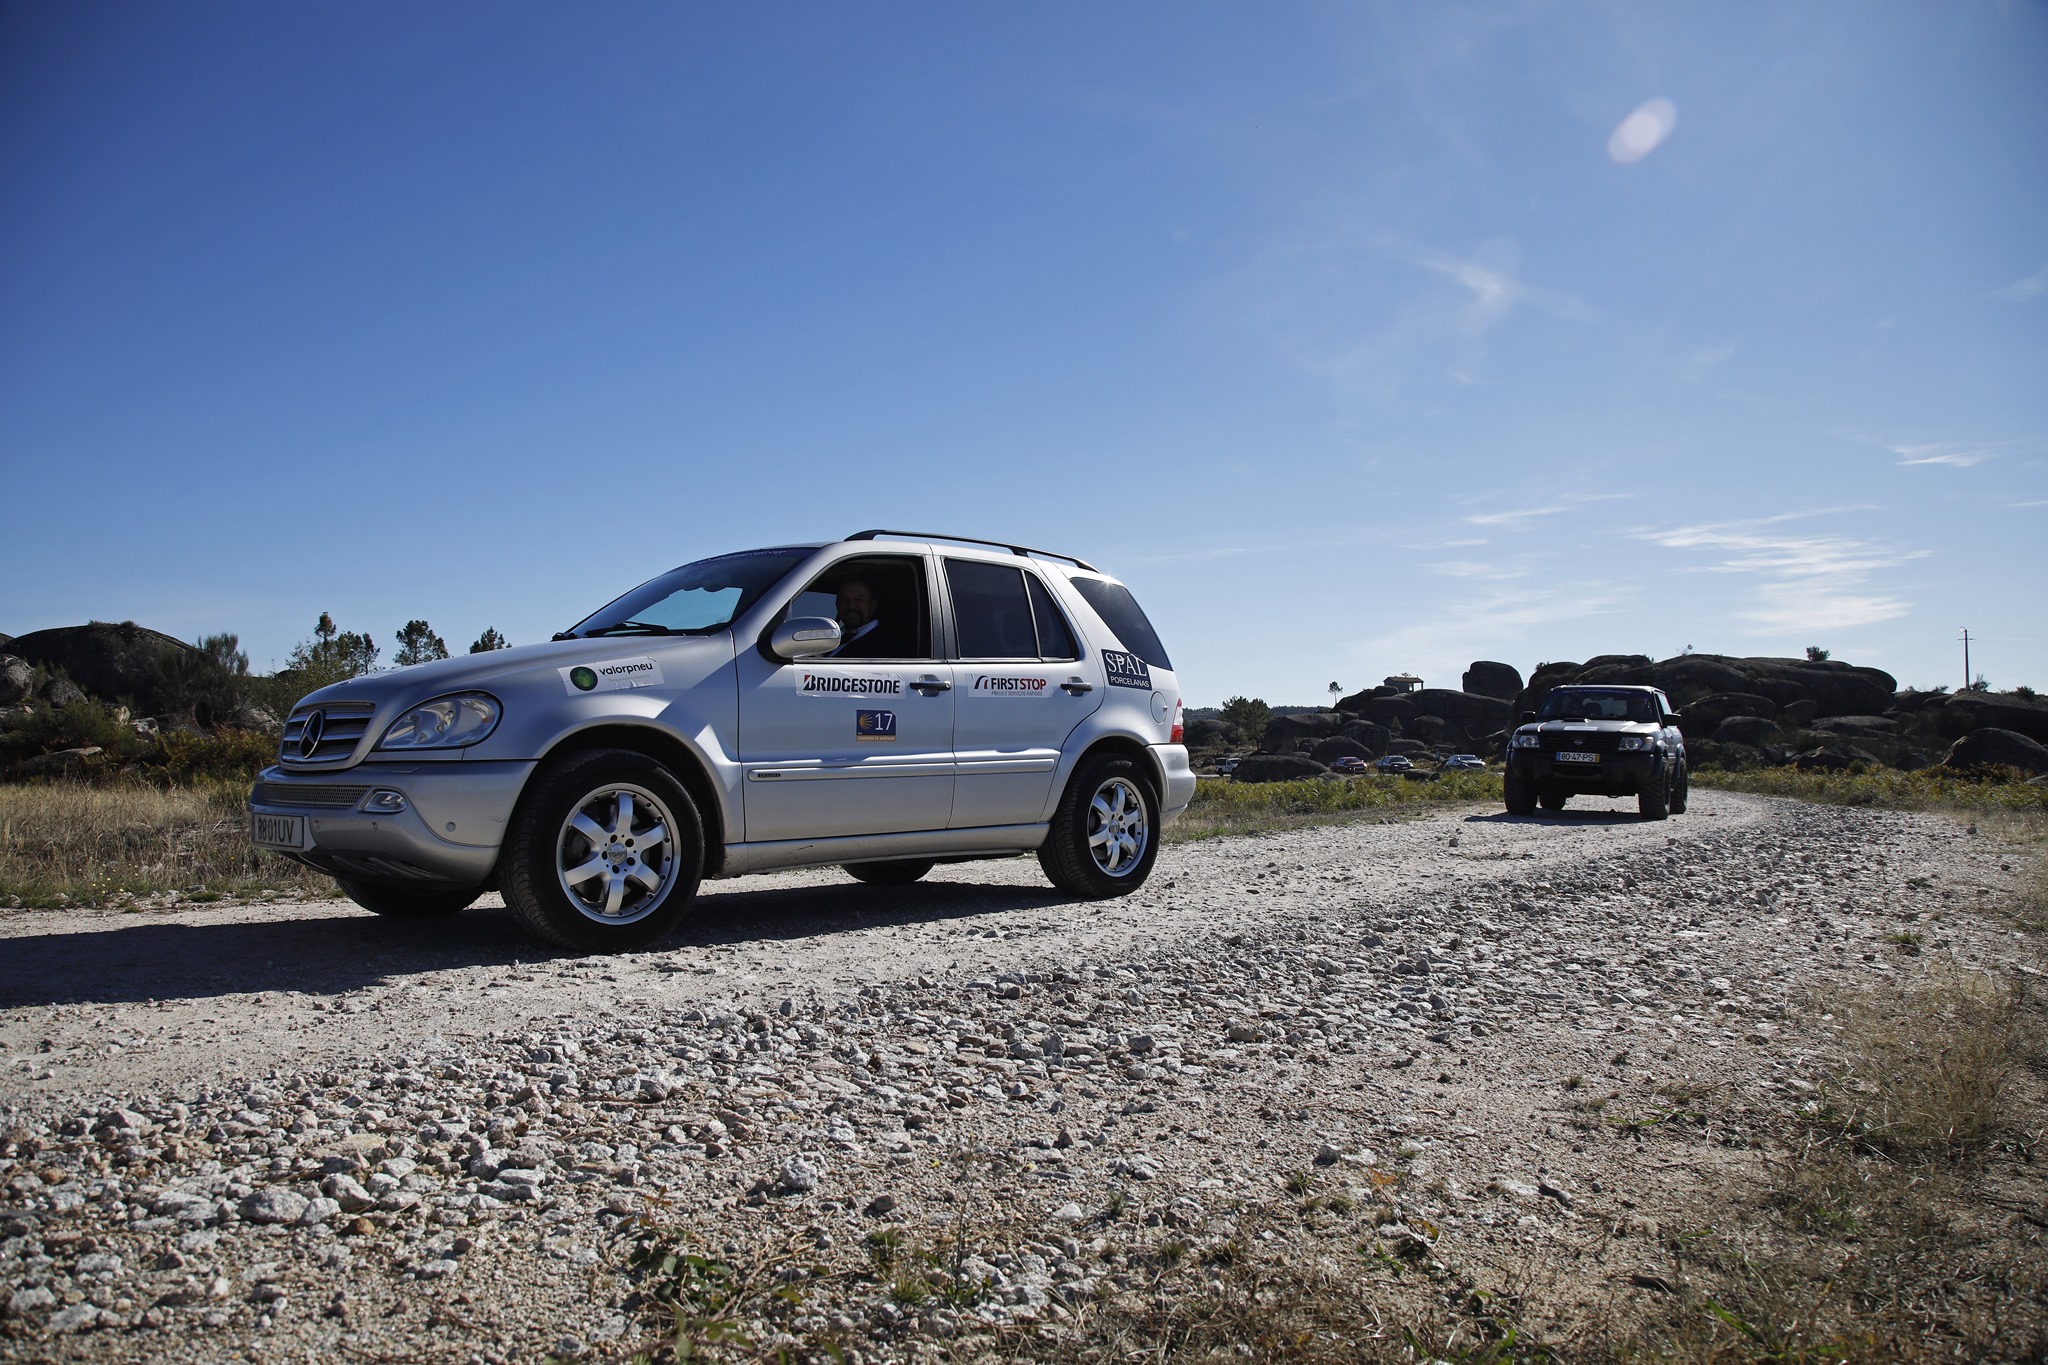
(909, 677), (952, 695)
(1060, 678), (1093, 695)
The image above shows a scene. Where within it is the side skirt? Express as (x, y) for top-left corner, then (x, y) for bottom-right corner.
(714, 824), (1048, 878)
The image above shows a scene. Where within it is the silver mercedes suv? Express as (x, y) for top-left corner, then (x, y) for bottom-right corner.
(248, 531), (1193, 952)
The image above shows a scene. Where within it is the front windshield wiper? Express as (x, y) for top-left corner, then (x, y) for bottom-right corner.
(583, 621), (681, 637)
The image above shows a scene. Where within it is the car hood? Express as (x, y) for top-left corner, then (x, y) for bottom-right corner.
(1520, 719), (1661, 735)
(289, 634), (735, 710)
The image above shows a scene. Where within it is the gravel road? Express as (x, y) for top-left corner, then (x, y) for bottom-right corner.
(0, 791), (2037, 1361)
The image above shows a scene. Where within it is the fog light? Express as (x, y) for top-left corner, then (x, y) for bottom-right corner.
(362, 790), (408, 814)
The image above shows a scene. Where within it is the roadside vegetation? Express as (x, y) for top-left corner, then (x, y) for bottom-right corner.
(1169, 771), (1504, 842)
(0, 778), (328, 908)
(1693, 764), (2048, 814)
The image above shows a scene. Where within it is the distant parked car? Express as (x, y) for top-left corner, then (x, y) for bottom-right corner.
(1215, 756), (1242, 775)
(1442, 753), (1487, 772)
(1330, 755), (1368, 773)
(1374, 754), (1414, 773)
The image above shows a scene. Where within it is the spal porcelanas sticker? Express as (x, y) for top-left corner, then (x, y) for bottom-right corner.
(970, 673), (1050, 698)
(1101, 649), (1151, 690)
(855, 709), (897, 740)
(560, 657), (665, 694)
(796, 670), (903, 697)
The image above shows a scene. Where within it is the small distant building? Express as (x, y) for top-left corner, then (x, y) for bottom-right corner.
(1383, 673), (1423, 693)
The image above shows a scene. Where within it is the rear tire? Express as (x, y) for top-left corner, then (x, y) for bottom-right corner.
(502, 748), (704, 953)
(1539, 790), (1568, 812)
(336, 879), (480, 920)
(1503, 766), (1536, 817)
(842, 860), (935, 886)
(1038, 754), (1159, 898)
(1639, 758), (1671, 821)
(1669, 759), (1689, 814)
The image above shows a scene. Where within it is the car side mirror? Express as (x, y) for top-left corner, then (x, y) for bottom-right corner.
(1520, 711), (1537, 725)
(1665, 713), (1683, 727)
(768, 616), (842, 661)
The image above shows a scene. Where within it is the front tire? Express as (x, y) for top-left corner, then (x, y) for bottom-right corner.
(336, 879), (480, 920)
(842, 860), (935, 886)
(1639, 758), (1672, 821)
(1503, 766), (1536, 817)
(502, 748), (704, 953)
(1038, 754), (1160, 898)
(1668, 759), (1689, 814)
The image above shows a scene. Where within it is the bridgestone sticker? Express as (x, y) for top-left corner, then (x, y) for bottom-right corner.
(969, 674), (1049, 698)
(796, 670), (903, 698)
(1101, 650), (1151, 690)
(560, 657), (665, 695)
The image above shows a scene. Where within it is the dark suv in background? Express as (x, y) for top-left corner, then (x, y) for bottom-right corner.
(1503, 685), (1688, 820)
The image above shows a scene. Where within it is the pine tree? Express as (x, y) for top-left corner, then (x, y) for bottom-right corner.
(394, 620), (450, 667)
(469, 627), (510, 653)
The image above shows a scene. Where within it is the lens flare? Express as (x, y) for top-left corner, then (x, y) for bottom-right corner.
(1607, 97), (1678, 164)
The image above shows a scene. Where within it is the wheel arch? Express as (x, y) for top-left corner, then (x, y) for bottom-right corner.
(1067, 735), (1163, 801)
(517, 723), (729, 876)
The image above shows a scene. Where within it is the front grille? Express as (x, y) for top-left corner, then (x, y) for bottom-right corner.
(279, 701), (376, 764)
(1542, 728), (1625, 754)
(253, 783), (370, 809)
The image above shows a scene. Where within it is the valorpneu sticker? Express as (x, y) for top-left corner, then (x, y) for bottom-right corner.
(560, 657), (665, 694)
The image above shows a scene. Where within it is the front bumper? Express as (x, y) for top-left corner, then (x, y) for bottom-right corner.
(248, 760), (536, 886)
(1510, 750), (1661, 795)
(1152, 744), (1197, 820)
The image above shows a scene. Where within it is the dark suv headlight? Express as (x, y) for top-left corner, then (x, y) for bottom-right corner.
(377, 694), (502, 750)
(1511, 733), (1541, 749)
(1617, 735), (1656, 751)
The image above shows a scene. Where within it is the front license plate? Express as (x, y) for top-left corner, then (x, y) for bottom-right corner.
(1555, 751), (1600, 764)
(251, 812), (306, 849)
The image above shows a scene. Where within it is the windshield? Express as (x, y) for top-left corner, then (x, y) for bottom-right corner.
(1540, 689), (1658, 723)
(566, 549), (810, 638)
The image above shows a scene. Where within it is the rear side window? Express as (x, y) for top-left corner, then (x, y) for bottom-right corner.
(947, 560), (1039, 659)
(1069, 577), (1172, 670)
(1027, 576), (1079, 661)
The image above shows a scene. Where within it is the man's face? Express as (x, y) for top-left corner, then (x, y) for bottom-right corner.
(835, 582), (876, 631)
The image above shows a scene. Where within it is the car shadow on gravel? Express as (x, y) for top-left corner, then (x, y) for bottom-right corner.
(0, 876), (1075, 1009)
(1462, 809), (1651, 826)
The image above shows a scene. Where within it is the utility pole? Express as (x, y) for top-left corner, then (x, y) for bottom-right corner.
(1960, 626), (1971, 691)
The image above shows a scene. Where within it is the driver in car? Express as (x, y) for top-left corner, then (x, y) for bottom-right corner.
(830, 577), (912, 659)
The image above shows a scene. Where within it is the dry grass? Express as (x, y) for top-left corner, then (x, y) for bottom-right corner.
(1169, 771), (1503, 843)
(0, 779), (330, 907)
(1692, 766), (2048, 814)
(1824, 972), (2037, 1159)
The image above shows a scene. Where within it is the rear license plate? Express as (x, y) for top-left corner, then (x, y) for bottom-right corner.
(251, 812), (306, 849)
(1555, 751), (1600, 764)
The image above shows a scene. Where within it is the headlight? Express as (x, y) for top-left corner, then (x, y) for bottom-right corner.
(1617, 735), (1657, 751)
(377, 694), (501, 750)
(1511, 733), (1541, 749)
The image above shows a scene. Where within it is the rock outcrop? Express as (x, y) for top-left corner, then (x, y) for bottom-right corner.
(1461, 661), (1522, 701)
(1230, 754), (1330, 783)
(6, 623), (198, 716)
(1942, 727), (2048, 777)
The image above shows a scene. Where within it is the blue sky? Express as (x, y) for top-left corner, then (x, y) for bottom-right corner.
(2, 2), (2042, 705)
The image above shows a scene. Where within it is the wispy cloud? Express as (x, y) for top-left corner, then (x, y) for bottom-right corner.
(1426, 559), (1521, 579)
(1347, 578), (1635, 684)
(2012, 499), (2048, 509)
(1463, 492), (1632, 527)
(1890, 441), (1996, 468)
(1991, 265), (2048, 301)
(1415, 245), (1598, 329)
(1636, 510), (1924, 633)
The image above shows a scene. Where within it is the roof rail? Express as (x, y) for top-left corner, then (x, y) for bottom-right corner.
(844, 529), (1099, 574)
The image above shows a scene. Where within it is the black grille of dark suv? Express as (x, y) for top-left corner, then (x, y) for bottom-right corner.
(1542, 729), (1625, 754)
(279, 702), (376, 764)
